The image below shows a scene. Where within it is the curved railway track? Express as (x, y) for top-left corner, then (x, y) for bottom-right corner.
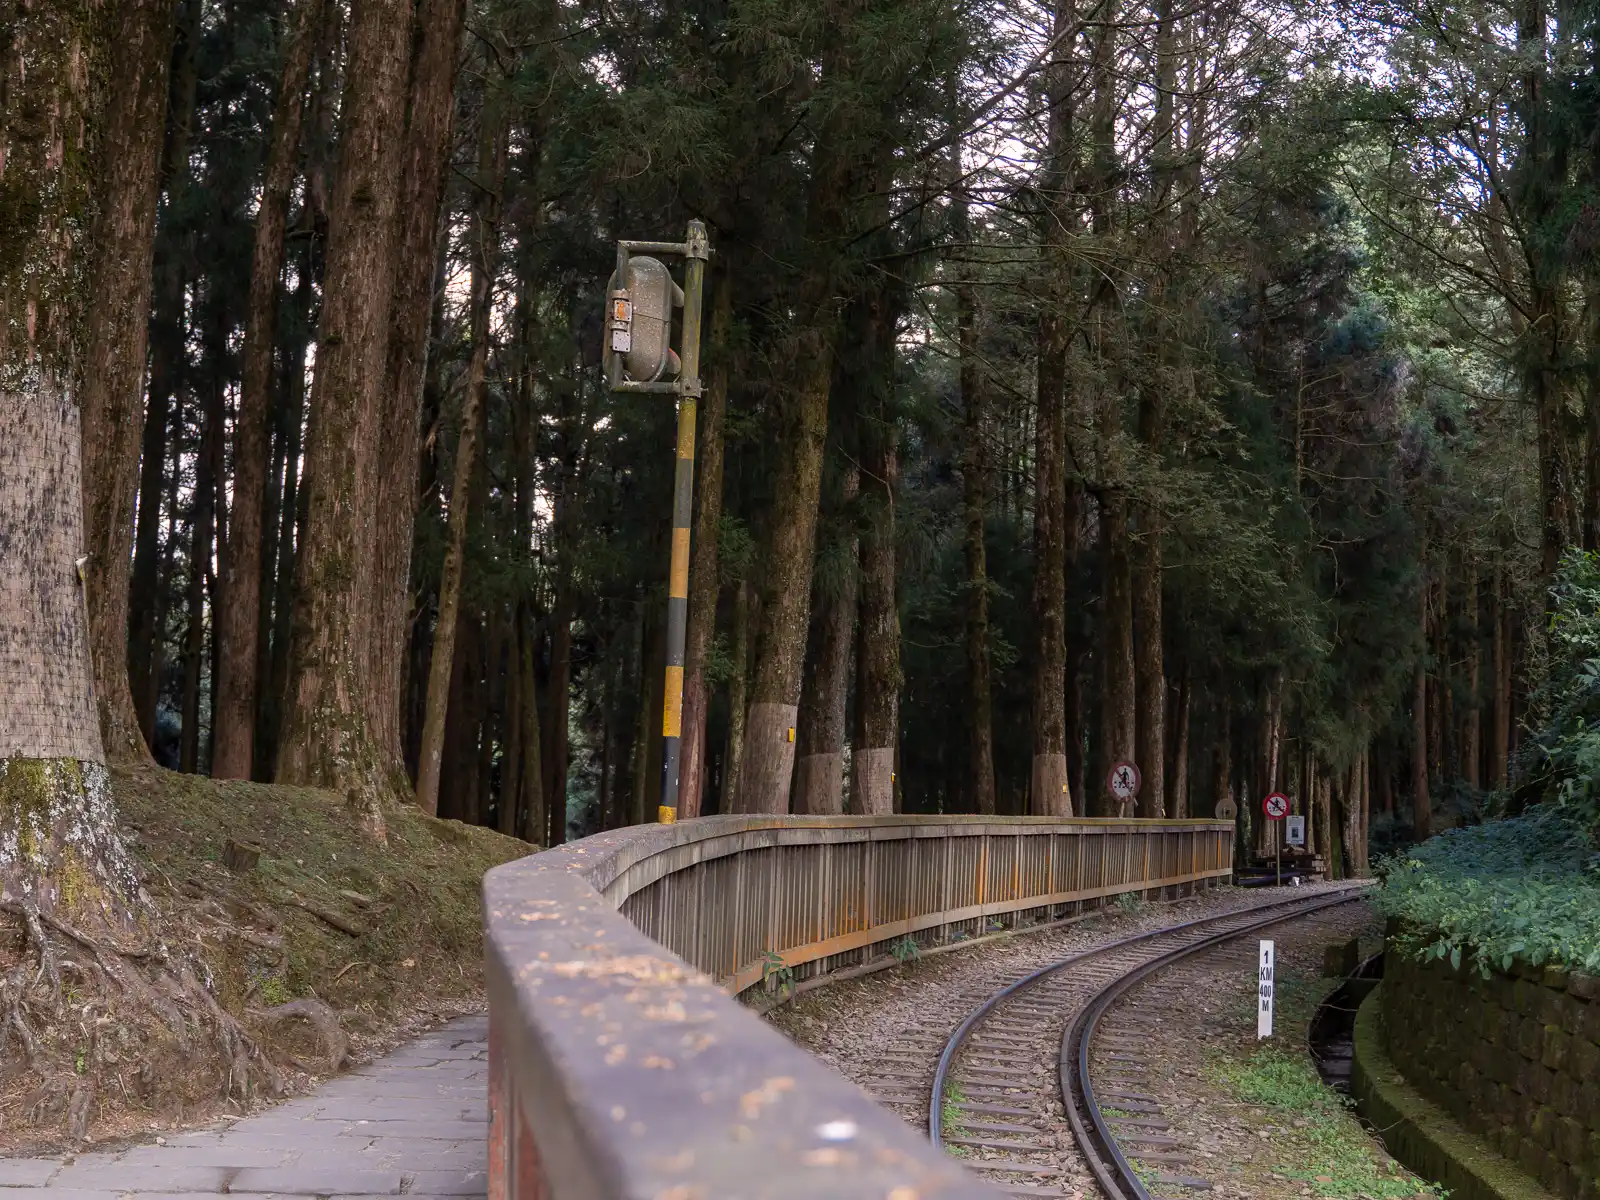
(859, 885), (1369, 1199)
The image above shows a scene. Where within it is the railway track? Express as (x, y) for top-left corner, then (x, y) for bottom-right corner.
(853, 884), (1369, 1199)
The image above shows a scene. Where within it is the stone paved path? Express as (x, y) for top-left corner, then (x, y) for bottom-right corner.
(0, 1015), (488, 1200)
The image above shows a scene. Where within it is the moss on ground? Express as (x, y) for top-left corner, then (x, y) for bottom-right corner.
(0, 762), (528, 1153)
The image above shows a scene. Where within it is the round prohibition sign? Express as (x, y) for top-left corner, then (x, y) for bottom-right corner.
(1107, 761), (1142, 802)
(1262, 791), (1290, 820)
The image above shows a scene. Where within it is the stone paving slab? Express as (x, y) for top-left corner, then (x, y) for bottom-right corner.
(0, 1015), (488, 1200)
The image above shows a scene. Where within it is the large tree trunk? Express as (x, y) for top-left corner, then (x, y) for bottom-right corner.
(369, 0), (471, 763)
(1167, 663), (1189, 817)
(131, 257), (180, 746)
(213, 0), (324, 780)
(0, 2), (146, 924)
(736, 334), (833, 812)
(1132, 515), (1164, 819)
(1463, 569), (1481, 788)
(735, 79), (874, 815)
(957, 272), (996, 816)
(129, 1), (200, 748)
(1029, 312), (1071, 816)
(679, 270), (733, 819)
(515, 601), (544, 842)
(723, 580), (753, 813)
(1211, 691), (1232, 829)
(794, 468), (858, 816)
(1490, 563), (1510, 789)
(543, 549), (575, 844)
(851, 284), (901, 817)
(1027, 0), (1077, 819)
(1099, 495), (1137, 814)
(416, 109), (505, 816)
(1412, 576), (1433, 840)
(78, 0), (175, 766)
(276, 0), (416, 834)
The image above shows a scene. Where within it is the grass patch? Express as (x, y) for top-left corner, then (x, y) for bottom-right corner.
(941, 1080), (969, 1140)
(1211, 1046), (1445, 1198)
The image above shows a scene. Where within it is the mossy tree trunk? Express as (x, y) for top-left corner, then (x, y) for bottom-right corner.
(1, 0), (148, 929)
(851, 270), (902, 817)
(78, 0), (176, 767)
(794, 468), (858, 816)
(369, 0), (471, 768)
(277, 0), (416, 834)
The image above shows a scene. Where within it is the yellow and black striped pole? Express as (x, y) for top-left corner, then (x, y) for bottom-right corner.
(658, 221), (709, 824)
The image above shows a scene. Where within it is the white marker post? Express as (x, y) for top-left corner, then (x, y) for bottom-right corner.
(1258, 940), (1275, 1039)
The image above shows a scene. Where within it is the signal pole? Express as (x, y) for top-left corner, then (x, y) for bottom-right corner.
(604, 221), (710, 824)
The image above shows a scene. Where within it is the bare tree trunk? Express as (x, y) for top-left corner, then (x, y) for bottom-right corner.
(213, 0), (323, 780)
(1029, 310), (1072, 817)
(131, 264), (180, 745)
(131, 6), (199, 746)
(1, 2), (147, 922)
(794, 471), (858, 816)
(277, 0), (416, 835)
(736, 333), (833, 812)
(369, 0), (471, 762)
(516, 601), (544, 842)
(78, 0), (175, 766)
(679, 270), (733, 819)
(1491, 563), (1510, 789)
(853, 296), (901, 817)
(1167, 664), (1189, 817)
(958, 283), (997, 814)
(735, 91), (866, 814)
(723, 580), (753, 813)
(543, 566), (574, 843)
(1132, 516), (1164, 818)
(1464, 569), (1481, 788)
(1413, 575), (1433, 841)
(1211, 693), (1233, 829)
(1314, 762), (1331, 869)
(415, 107), (505, 817)
(1099, 496), (1136, 814)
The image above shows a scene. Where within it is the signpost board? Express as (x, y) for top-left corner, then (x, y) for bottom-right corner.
(1262, 792), (1289, 886)
(1107, 761), (1141, 814)
(1258, 940), (1275, 1038)
(1215, 796), (1237, 821)
(1285, 815), (1306, 847)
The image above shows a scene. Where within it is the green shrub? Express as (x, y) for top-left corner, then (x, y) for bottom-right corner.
(1373, 811), (1600, 975)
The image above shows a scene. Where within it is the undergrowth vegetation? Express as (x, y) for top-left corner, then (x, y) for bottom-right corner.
(1374, 810), (1600, 976)
(1211, 1047), (1444, 1198)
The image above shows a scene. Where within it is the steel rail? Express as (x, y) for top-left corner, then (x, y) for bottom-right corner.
(926, 885), (1368, 1193)
(1063, 889), (1367, 1200)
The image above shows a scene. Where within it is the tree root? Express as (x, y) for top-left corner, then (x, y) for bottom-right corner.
(251, 998), (347, 1072)
(0, 897), (283, 1141)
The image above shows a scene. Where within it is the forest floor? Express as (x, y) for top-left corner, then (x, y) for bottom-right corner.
(0, 763), (526, 1156)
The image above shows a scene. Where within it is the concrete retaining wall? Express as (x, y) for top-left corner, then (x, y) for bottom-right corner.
(1377, 951), (1600, 1199)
